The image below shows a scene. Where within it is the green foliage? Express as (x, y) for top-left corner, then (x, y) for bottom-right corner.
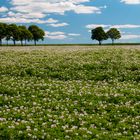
(0, 46), (140, 139)
(0, 23), (7, 45)
(18, 26), (26, 45)
(18, 26), (33, 45)
(5, 27), (11, 45)
(8, 24), (20, 45)
(23, 29), (33, 44)
(107, 28), (121, 44)
(91, 27), (108, 45)
(28, 25), (45, 45)
(0, 22), (44, 46)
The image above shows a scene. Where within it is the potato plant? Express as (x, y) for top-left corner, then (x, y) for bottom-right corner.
(0, 46), (140, 140)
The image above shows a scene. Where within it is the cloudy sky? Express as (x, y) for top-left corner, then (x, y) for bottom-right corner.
(0, 0), (140, 44)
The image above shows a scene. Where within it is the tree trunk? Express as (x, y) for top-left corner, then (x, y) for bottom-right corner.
(0, 39), (2, 46)
(25, 40), (27, 46)
(7, 40), (8, 46)
(99, 41), (102, 45)
(112, 39), (114, 45)
(13, 40), (16, 46)
(21, 40), (23, 46)
(34, 40), (36, 46)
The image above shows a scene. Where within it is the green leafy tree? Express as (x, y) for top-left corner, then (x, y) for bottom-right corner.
(18, 26), (33, 45)
(0, 23), (7, 45)
(18, 25), (26, 45)
(8, 24), (20, 45)
(28, 25), (45, 45)
(5, 25), (11, 45)
(107, 28), (121, 44)
(24, 29), (33, 45)
(5, 34), (11, 45)
(91, 27), (107, 45)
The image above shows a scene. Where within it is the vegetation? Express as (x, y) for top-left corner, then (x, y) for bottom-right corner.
(107, 28), (121, 44)
(28, 25), (45, 46)
(5, 25), (11, 46)
(0, 23), (7, 45)
(0, 22), (123, 46)
(18, 26), (33, 46)
(8, 24), (20, 45)
(91, 27), (121, 45)
(0, 46), (140, 139)
(91, 27), (108, 45)
(0, 23), (45, 45)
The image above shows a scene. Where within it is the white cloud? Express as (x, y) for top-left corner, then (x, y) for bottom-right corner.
(121, 34), (140, 39)
(111, 24), (140, 29)
(86, 24), (140, 29)
(86, 24), (110, 29)
(0, 0), (101, 25)
(0, 17), (59, 24)
(68, 33), (80, 36)
(72, 5), (101, 14)
(10, 0), (101, 15)
(0, 10), (60, 24)
(47, 32), (65, 35)
(49, 23), (69, 27)
(0, 7), (8, 12)
(45, 31), (67, 40)
(7, 11), (46, 19)
(46, 18), (58, 24)
(45, 31), (81, 40)
(121, 0), (140, 4)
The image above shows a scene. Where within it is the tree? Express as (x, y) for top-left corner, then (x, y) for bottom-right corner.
(5, 25), (11, 45)
(107, 28), (121, 44)
(0, 23), (7, 45)
(18, 26), (33, 45)
(28, 25), (45, 45)
(24, 29), (33, 45)
(18, 25), (26, 45)
(5, 34), (11, 46)
(8, 24), (20, 45)
(91, 27), (107, 45)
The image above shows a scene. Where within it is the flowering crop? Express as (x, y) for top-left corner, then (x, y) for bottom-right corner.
(0, 46), (140, 139)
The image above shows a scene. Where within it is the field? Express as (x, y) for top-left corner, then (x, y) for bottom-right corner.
(0, 45), (140, 140)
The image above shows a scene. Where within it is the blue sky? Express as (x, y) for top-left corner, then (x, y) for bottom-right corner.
(0, 0), (140, 44)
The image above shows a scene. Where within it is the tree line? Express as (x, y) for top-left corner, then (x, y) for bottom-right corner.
(91, 27), (121, 45)
(0, 23), (45, 46)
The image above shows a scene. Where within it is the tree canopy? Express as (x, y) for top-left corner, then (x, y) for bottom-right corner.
(18, 26), (33, 45)
(0, 23), (45, 45)
(8, 24), (20, 45)
(28, 25), (45, 45)
(107, 28), (121, 44)
(91, 27), (108, 45)
(0, 23), (7, 45)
